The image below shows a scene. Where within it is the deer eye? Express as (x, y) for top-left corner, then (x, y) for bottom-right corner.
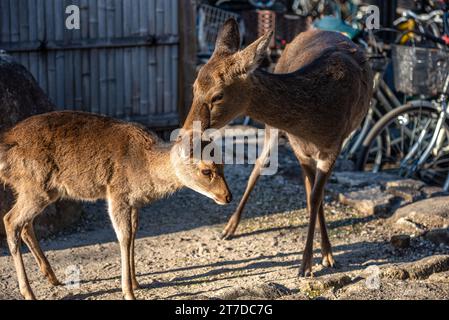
(211, 92), (224, 104)
(201, 169), (212, 176)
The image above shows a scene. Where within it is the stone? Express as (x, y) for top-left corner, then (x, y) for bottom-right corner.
(381, 255), (449, 280)
(390, 235), (411, 249)
(427, 271), (449, 283)
(424, 228), (449, 246)
(386, 187), (423, 204)
(0, 53), (83, 238)
(333, 171), (398, 188)
(385, 179), (426, 191)
(217, 282), (292, 300)
(299, 274), (353, 293)
(333, 159), (355, 172)
(394, 217), (426, 235)
(389, 196), (449, 234)
(338, 186), (395, 215)
(421, 186), (447, 199)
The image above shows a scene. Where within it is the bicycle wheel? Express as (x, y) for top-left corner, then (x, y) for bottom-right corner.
(356, 100), (449, 187)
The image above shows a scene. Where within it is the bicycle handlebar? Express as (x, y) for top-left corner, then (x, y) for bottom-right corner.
(397, 10), (444, 23)
(371, 28), (449, 47)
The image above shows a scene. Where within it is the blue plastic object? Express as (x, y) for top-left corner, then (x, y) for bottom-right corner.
(313, 15), (360, 40)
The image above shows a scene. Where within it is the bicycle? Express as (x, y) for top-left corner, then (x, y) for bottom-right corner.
(342, 7), (448, 160)
(356, 31), (449, 190)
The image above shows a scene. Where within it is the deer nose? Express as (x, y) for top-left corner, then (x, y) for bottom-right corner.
(226, 193), (232, 203)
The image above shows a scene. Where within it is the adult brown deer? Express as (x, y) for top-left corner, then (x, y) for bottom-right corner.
(183, 19), (373, 276)
(0, 111), (231, 300)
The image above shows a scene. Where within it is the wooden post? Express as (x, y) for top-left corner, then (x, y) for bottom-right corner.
(178, 0), (197, 125)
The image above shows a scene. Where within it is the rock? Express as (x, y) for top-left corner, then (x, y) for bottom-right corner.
(427, 271), (449, 283)
(0, 53), (83, 238)
(424, 228), (449, 245)
(333, 171), (398, 188)
(381, 255), (449, 280)
(389, 196), (449, 234)
(299, 274), (353, 293)
(386, 187), (423, 204)
(421, 186), (447, 199)
(390, 235), (411, 249)
(217, 282), (292, 300)
(385, 179), (426, 191)
(334, 159), (355, 172)
(394, 217), (426, 235)
(338, 186), (395, 215)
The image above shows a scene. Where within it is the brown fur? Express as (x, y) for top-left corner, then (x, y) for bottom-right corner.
(184, 20), (373, 276)
(0, 111), (231, 300)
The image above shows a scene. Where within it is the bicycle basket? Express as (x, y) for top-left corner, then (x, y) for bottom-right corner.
(197, 5), (242, 56)
(392, 45), (449, 97)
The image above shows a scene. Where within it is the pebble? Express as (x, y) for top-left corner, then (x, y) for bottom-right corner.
(390, 235), (411, 249)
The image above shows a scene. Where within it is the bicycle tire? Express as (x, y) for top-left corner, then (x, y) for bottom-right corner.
(356, 100), (438, 171)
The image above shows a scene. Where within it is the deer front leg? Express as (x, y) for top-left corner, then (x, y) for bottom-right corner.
(108, 196), (135, 300)
(222, 125), (275, 239)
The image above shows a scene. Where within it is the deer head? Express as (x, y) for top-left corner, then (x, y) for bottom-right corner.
(183, 19), (273, 131)
(171, 131), (232, 205)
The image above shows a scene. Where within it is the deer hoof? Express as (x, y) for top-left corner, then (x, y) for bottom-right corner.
(299, 255), (314, 278)
(221, 219), (239, 240)
(322, 254), (338, 269)
(21, 290), (36, 300)
(132, 281), (140, 290)
(124, 292), (136, 300)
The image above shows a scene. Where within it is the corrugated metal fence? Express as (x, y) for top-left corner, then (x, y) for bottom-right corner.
(0, 0), (181, 129)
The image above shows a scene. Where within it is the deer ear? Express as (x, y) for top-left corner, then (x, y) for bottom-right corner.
(213, 18), (241, 56)
(233, 31), (273, 75)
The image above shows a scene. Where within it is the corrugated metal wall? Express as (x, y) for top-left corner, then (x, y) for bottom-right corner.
(0, 0), (180, 129)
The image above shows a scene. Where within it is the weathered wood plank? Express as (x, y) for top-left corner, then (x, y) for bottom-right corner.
(178, 0), (197, 123)
(1, 0), (185, 130)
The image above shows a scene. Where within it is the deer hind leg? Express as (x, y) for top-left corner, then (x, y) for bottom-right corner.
(222, 125), (276, 240)
(299, 158), (336, 277)
(107, 195), (135, 300)
(317, 198), (337, 268)
(21, 222), (61, 286)
(298, 160), (337, 269)
(4, 194), (50, 299)
(130, 207), (139, 290)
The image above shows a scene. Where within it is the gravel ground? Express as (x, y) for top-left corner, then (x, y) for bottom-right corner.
(1, 136), (449, 300)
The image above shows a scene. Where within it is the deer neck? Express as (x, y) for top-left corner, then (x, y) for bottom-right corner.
(146, 146), (183, 196)
(245, 69), (310, 130)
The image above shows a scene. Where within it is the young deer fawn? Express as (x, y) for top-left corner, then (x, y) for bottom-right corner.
(183, 19), (373, 276)
(0, 111), (232, 300)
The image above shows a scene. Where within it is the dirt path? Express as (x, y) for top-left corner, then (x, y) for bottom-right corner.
(1, 141), (449, 300)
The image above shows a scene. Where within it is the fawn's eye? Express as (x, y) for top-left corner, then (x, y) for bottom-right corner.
(211, 92), (224, 104)
(201, 169), (212, 176)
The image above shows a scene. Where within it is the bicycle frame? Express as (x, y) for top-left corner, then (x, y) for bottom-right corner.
(400, 74), (449, 191)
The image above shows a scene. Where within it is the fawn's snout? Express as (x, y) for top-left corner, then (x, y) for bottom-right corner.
(194, 161), (232, 206)
(171, 140), (232, 205)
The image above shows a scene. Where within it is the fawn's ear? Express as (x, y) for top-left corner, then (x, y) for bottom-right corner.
(231, 31), (273, 76)
(213, 18), (241, 56)
(175, 129), (207, 161)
